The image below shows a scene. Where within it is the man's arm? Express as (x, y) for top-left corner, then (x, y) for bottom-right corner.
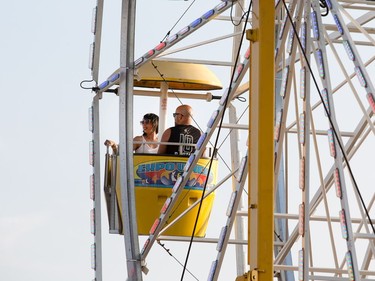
(157, 128), (171, 154)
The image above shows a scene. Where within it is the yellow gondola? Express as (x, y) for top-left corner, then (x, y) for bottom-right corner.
(104, 152), (218, 237)
(103, 60), (222, 237)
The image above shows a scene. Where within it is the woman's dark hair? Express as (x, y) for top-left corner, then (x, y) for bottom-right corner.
(142, 113), (159, 135)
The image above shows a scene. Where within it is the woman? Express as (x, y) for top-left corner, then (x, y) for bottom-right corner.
(133, 113), (159, 153)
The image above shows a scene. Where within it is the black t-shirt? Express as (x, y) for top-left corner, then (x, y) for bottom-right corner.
(165, 125), (201, 155)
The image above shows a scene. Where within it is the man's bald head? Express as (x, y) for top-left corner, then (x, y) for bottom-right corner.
(174, 104), (194, 125)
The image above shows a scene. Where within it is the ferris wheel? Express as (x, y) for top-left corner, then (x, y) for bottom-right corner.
(86, 0), (375, 280)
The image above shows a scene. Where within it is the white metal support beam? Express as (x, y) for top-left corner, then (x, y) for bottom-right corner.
(118, 0), (143, 280)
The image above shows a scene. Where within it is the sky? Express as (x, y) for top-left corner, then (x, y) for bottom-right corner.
(1, 1), (374, 281)
(0, 1), (96, 280)
(0, 1), (245, 281)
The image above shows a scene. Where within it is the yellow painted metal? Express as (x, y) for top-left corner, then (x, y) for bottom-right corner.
(235, 272), (250, 281)
(107, 60), (223, 91)
(115, 154), (218, 236)
(134, 60), (223, 90)
(247, 0), (275, 280)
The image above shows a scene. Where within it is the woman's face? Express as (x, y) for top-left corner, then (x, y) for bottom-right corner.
(140, 119), (154, 135)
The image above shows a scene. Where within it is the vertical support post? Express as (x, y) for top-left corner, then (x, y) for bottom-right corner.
(91, 0), (104, 84)
(229, 3), (246, 273)
(118, 0), (143, 280)
(247, 0), (275, 280)
(301, 3), (312, 279)
(92, 94), (103, 281)
(159, 81), (169, 136)
(228, 103), (247, 275)
(90, 1), (104, 280)
(231, 0), (245, 65)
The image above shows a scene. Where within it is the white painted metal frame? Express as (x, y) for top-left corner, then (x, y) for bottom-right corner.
(88, 0), (375, 279)
(89, 0), (104, 280)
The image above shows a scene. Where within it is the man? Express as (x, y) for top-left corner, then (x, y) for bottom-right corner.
(158, 104), (201, 155)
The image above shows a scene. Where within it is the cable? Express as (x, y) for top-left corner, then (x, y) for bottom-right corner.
(145, 66), (237, 233)
(274, 230), (284, 242)
(157, 241), (200, 281)
(163, 158), (212, 225)
(319, 0), (329, 17)
(161, 103), (249, 231)
(160, 0), (197, 43)
(217, 104), (248, 152)
(215, 103), (250, 197)
(236, 96), (247, 102)
(281, 0), (375, 234)
(230, 0), (248, 27)
(180, 0), (253, 279)
(80, 78), (97, 90)
(149, 61), (232, 172)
